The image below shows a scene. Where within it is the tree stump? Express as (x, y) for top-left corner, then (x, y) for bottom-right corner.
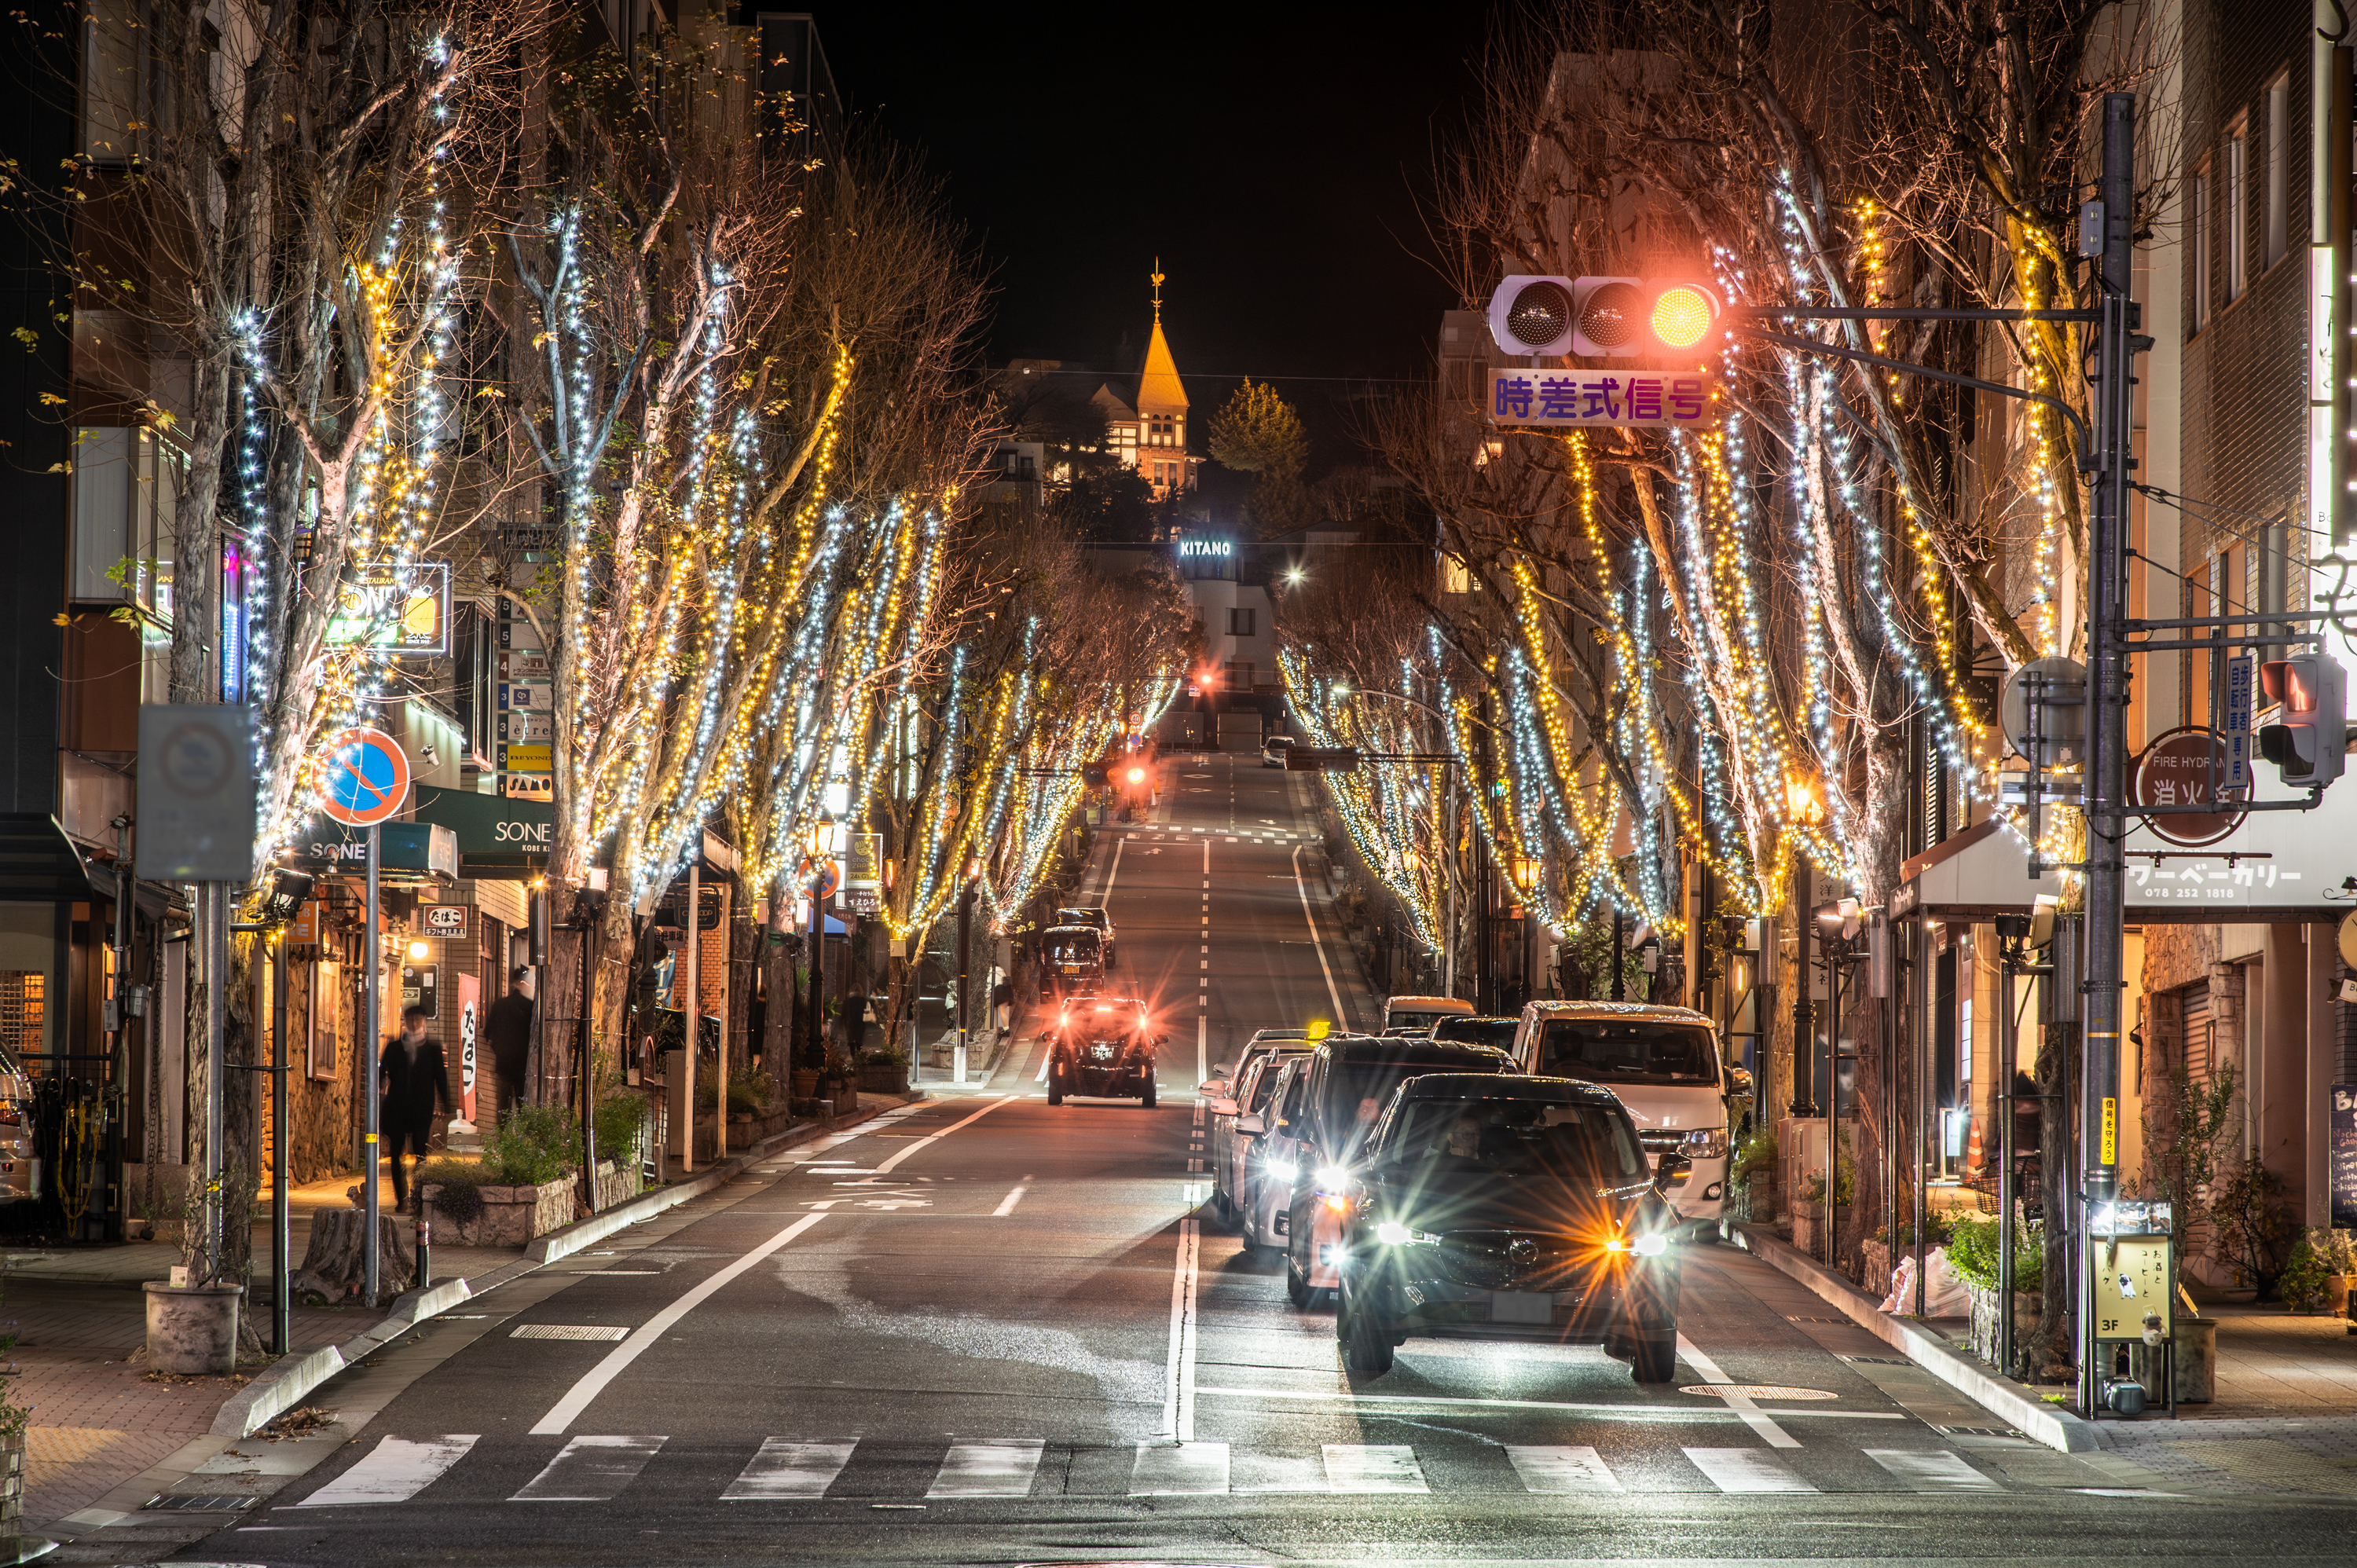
(291, 1203), (416, 1304)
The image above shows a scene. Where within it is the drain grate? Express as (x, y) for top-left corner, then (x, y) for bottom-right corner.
(1937, 1425), (2027, 1438)
(145, 1493), (258, 1512)
(1841, 1354), (1915, 1365)
(1786, 1314), (1850, 1324)
(511, 1324), (632, 1341)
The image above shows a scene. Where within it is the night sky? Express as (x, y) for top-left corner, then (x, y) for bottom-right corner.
(816, 4), (1496, 461)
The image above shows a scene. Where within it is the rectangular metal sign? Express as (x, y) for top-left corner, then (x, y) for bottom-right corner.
(2332, 1084), (2357, 1230)
(135, 705), (257, 881)
(1285, 747), (1362, 772)
(324, 562), (451, 656)
(2221, 657), (2253, 790)
(1489, 368), (1717, 428)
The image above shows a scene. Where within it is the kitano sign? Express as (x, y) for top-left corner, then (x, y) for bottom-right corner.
(1175, 538), (1232, 559)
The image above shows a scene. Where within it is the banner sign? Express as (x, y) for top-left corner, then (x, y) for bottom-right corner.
(1490, 368), (1717, 428)
(2332, 1084), (2357, 1230)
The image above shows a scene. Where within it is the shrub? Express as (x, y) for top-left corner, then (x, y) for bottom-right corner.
(594, 1091), (645, 1163)
(2279, 1231), (2330, 1313)
(416, 1158), (487, 1223)
(2212, 1156), (2298, 1299)
(483, 1104), (581, 1186)
(695, 1068), (775, 1115)
(1946, 1211), (2044, 1293)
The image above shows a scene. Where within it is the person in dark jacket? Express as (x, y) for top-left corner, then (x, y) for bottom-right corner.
(484, 966), (536, 1118)
(381, 1005), (451, 1212)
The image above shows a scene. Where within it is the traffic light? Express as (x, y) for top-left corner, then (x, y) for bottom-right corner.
(2257, 653), (2347, 786)
(1486, 275), (1726, 358)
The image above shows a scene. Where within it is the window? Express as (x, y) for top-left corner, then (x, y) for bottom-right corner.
(2227, 116), (2248, 302)
(2190, 163), (2210, 333)
(2265, 73), (2289, 270)
(1226, 606), (1255, 636)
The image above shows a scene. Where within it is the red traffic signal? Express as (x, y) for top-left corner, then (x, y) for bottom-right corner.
(2258, 653), (2348, 787)
(1486, 275), (1725, 359)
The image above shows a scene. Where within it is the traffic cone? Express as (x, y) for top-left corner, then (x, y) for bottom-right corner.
(1963, 1112), (1985, 1180)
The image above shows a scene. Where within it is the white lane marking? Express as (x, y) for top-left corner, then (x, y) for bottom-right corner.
(1866, 1449), (2001, 1490)
(510, 1435), (668, 1501)
(1289, 844), (1349, 1026)
(926, 1440), (1044, 1498)
(992, 1185), (1026, 1216)
(511, 1324), (632, 1341)
(1162, 1214), (1202, 1441)
(1677, 1334), (1798, 1448)
(1507, 1445), (1625, 1493)
(1131, 1441), (1229, 1495)
(1683, 1446), (1817, 1493)
(873, 1094), (1021, 1174)
(1322, 1444), (1428, 1493)
(1189, 1386), (1904, 1420)
(1203, 839), (1210, 874)
(1101, 833), (1126, 903)
(531, 1217), (826, 1434)
(1197, 1017), (1208, 1084)
(722, 1439), (858, 1500)
(290, 1435), (478, 1507)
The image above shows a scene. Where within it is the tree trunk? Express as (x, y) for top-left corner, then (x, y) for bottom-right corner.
(291, 1203), (415, 1305)
(2034, 1016), (2082, 1379)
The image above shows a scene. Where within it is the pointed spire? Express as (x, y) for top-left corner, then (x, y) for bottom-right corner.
(1151, 257), (1165, 323)
(1137, 258), (1186, 413)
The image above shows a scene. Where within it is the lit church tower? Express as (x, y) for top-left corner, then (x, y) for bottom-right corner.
(1091, 260), (1204, 500)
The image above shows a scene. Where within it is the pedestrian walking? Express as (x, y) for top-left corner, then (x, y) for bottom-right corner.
(380, 1004), (451, 1213)
(992, 975), (1014, 1038)
(486, 965), (535, 1118)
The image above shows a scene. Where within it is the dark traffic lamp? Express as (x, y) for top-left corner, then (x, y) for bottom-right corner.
(2258, 653), (2348, 786)
(1486, 274), (1726, 358)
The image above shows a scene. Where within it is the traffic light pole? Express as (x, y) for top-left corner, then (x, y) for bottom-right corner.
(2077, 93), (2137, 1419)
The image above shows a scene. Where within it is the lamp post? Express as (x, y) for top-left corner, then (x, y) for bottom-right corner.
(955, 855), (981, 1086)
(803, 821), (833, 1094)
(1784, 775), (1825, 1119)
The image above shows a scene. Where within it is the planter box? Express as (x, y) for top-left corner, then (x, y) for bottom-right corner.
(1967, 1282), (2042, 1366)
(421, 1160), (632, 1248)
(859, 1061), (908, 1094)
(144, 1280), (244, 1374)
(0, 1430), (19, 1527)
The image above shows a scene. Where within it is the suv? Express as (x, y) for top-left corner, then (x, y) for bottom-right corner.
(1047, 995), (1161, 1107)
(1240, 1035), (1514, 1306)
(1056, 907), (1116, 968)
(1208, 1037), (1316, 1220)
(1262, 735), (1296, 768)
(1336, 1073), (1686, 1383)
(1039, 923), (1105, 997)
(1509, 1002), (1732, 1231)
(1429, 1016), (1519, 1053)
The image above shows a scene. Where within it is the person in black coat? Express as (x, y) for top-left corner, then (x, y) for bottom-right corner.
(484, 966), (536, 1118)
(381, 1004), (451, 1211)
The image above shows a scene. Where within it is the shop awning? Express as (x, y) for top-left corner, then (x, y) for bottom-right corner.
(0, 814), (100, 901)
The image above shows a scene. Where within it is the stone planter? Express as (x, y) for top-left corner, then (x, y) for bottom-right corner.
(859, 1060), (908, 1094)
(144, 1280), (244, 1374)
(422, 1160), (632, 1248)
(0, 1429), (20, 1531)
(1791, 1205), (1846, 1261)
(2326, 1274), (2349, 1317)
(2172, 1315), (2219, 1402)
(1967, 1283), (2041, 1365)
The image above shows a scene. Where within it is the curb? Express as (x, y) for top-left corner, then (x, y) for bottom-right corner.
(210, 1097), (911, 1439)
(1724, 1222), (2112, 1454)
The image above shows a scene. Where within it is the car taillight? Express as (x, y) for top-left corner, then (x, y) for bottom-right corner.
(0, 1099), (19, 1126)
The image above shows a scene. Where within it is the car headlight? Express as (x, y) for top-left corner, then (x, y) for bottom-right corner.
(1374, 1221), (1413, 1245)
(1682, 1127), (1729, 1161)
(1263, 1158), (1297, 1183)
(1633, 1232), (1671, 1257)
(1314, 1163), (1348, 1189)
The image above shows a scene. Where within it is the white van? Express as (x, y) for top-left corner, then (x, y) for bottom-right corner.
(1511, 1000), (1729, 1229)
(1380, 995), (1475, 1034)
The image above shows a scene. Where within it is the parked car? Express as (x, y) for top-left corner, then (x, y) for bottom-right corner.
(1208, 1039), (1316, 1219)
(1047, 995), (1160, 1107)
(1056, 907), (1116, 968)
(1202, 1027), (1310, 1101)
(1239, 1034), (1515, 1306)
(1334, 1072), (1687, 1383)
(1262, 735), (1296, 768)
(1508, 1001), (1731, 1233)
(1039, 923), (1105, 997)
(1429, 1016), (1520, 1053)
(1381, 995), (1476, 1034)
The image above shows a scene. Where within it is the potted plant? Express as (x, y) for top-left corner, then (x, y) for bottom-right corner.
(145, 1171), (246, 1374)
(2314, 1229), (2356, 1316)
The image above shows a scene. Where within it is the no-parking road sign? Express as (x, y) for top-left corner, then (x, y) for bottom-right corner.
(319, 726), (412, 827)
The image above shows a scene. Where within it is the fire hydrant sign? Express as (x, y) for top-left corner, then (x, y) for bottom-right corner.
(1490, 368), (1718, 427)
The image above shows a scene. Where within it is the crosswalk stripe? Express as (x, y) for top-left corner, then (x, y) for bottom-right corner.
(511, 1436), (668, 1501)
(1505, 1445), (1624, 1493)
(926, 1440), (1044, 1498)
(1322, 1444), (1428, 1493)
(1130, 1441), (1230, 1495)
(1684, 1447), (1819, 1493)
(722, 1439), (859, 1500)
(290, 1435), (478, 1507)
(1865, 1449), (2000, 1490)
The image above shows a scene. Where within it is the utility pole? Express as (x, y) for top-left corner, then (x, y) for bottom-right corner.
(955, 869), (973, 1086)
(1609, 907), (1625, 1002)
(2078, 92), (2138, 1416)
(1789, 855), (1816, 1116)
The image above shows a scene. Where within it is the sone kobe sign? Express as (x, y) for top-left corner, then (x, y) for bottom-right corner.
(1490, 368), (1717, 428)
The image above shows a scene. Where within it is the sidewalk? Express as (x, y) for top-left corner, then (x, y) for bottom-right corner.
(6, 1094), (915, 1541)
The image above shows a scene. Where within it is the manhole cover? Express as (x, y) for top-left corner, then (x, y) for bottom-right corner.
(1681, 1384), (1839, 1401)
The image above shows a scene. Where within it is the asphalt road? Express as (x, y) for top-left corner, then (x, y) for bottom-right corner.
(170, 755), (2357, 1566)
